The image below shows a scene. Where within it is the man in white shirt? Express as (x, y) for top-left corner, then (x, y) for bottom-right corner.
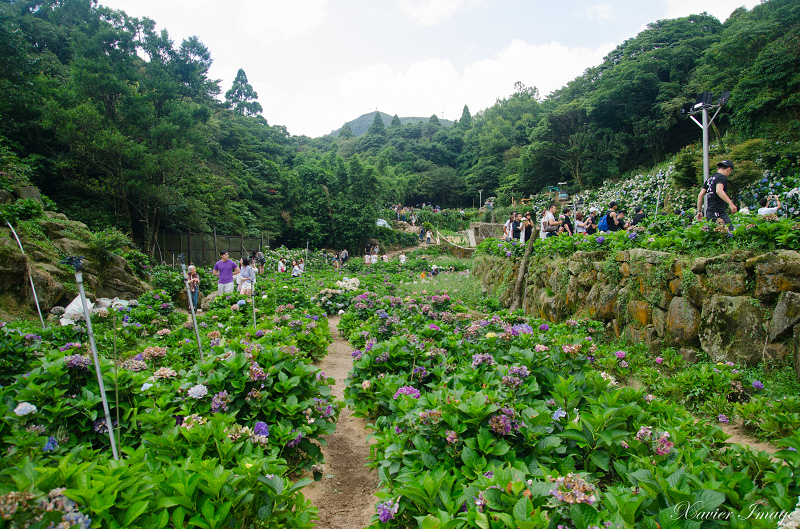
(757, 195), (781, 215)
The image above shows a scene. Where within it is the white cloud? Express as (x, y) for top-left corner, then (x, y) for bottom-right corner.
(395, 0), (491, 27)
(660, 0), (760, 21)
(585, 3), (615, 21)
(263, 38), (612, 137)
(243, 0), (328, 40)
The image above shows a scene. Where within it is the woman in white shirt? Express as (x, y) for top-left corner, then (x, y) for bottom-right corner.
(239, 257), (254, 295)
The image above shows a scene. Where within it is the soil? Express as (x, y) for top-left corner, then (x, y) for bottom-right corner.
(304, 316), (378, 529)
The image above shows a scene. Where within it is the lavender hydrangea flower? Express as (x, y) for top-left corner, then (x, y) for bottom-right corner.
(539, 323), (549, 331)
(752, 380), (764, 390)
(552, 408), (567, 421)
(65, 355), (92, 371)
(376, 498), (399, 522)
(718, 414), (730, 424)
(596, 236), (606, 244)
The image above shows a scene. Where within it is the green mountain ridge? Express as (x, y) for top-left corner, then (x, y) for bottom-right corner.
(329, 112), (453, 137)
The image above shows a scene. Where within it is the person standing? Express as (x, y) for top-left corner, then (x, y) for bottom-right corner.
(696, 160), (737, 226)
(426, 228), (433, 244)
(575, 212), (587, 234)
(511, 213), (522, 241)
(523, 212), (534, 242)
(291, 260), (301, 277)
(213, 251), (240, 295)
(341, 248), (349, 265)
(631, 207), (646, 226)
(399, 251), (406, 265)
(540, 204), (562, 238)
(239, 257), (254, 295)
(419, 226), (425, 242)
(186, 265), (200, 312)
(278, 258), (286, 273)
(586, 207), (599, 235)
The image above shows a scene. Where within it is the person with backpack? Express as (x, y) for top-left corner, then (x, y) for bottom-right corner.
(696, 160), (737, 227)
(598, 202), (618, 232)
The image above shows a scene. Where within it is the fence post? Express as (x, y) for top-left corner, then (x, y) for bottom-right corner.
(188, 229), (192, 266)
(213, 227), (217, 257)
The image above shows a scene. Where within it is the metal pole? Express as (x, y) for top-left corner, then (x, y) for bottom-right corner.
(252, 267), (257, 329)
(6, 221), (45, 328)
(62, 256), (119, 460)
(178, 255), (203, 361)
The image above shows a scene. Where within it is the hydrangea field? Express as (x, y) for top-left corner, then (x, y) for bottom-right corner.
(1, 250), (799, 528)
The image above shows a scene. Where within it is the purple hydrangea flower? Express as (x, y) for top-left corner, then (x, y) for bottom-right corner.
(596, 236), (606, 244)
(376, 498), (399, 523)
(393, 386), (421, 399)
(254, 421), (269, 437)
(752, 380), (764, 390)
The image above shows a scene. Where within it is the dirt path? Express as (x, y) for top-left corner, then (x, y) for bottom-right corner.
(305, 316), (378, 529)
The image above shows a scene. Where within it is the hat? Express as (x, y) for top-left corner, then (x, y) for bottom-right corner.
(589, 207), (599, 213)
(718, 160), (734, 169)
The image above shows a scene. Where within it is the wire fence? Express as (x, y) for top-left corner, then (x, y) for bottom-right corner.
(140, 230), (270, 267)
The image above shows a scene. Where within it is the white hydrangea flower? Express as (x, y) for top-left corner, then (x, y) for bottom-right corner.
(14, 402), (37, 416)
(187, 384), (208, 399)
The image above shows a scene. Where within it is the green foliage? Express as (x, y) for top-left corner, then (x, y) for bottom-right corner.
(87, 228), (131, 265)
(0, 198), (43, 225)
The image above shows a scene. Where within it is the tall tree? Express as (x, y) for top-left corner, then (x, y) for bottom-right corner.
(225, 68), (263, 116)
(339, 122), (354, 139)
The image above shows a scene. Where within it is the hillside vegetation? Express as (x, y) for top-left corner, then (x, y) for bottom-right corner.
(0, 0), (798, 259)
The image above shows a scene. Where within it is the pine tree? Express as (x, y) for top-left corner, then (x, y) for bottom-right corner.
(390, 114), (402, 128)
(458, 105), (472, 129)
(339, 122), (354, 139)
(225, 68), (263, 116)
(366, 111), (386, 136)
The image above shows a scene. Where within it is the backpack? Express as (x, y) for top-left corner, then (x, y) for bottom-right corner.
(597, 214), (609, 232)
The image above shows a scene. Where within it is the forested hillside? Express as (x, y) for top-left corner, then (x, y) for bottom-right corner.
(1, 0), (799, 256)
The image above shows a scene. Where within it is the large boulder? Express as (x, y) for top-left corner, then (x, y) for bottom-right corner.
(13, 186), (42, 204)
(665, 297), (700, 345)
(585, 283), (618, 320)
(769, 291), (800, 342)
(746, 250), (800, 302)
(698, 295), (767, 365)
(94, 265), (147, 300)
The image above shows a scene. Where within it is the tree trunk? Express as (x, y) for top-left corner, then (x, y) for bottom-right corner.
(509, 232), (536, 312)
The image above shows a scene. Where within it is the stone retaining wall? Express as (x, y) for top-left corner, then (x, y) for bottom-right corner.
(474, 249), (800, 380)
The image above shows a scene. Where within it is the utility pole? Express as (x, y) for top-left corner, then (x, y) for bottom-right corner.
(681, 91), (730, 191)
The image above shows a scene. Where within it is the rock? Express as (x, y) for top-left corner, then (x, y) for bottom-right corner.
(94, 265), (147, 300)
(39, 220), (67, 238)
(623, 323), (646, 344)
(28, 265), (66, 311)
(679, 347), (700, 363)
(13, 186), (42, 204)
(565, 275), (587, 312)
(30, 251), (50, 262)
(44, 211), (69, 221)
(616, 248), (672, 265)
(632, 275), (673, 310)
(652, 306), (666, 337)
(202, 292), (220, 311)
(535, 289), (563, 322)
(577, 269), (597, 288)
(699, 295), (767, 366)
(0, 190), (11, 204)
(586, 283), (618, 320)
(794, 324), (800, 383)
(711, 273), (748, 296)
(665, 297), (700, 345)
(54, 238), (91, 257)
(628, 300), (652, 326)
(691, 258), (707, 274)
(770, 291), (800, 342)
(745, 250), (800, 302)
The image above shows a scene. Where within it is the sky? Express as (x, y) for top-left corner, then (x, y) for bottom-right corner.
(99, 0), (760, 138)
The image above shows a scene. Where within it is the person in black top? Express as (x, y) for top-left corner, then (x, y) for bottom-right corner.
(523, 212), (534, 242)
(586, 208), (599, 235)
(696, 160), (737, 226)
(511, 213), (522, 240)
(608, 209), (628, 232)
(631, 207), (646, 226)
(560, 213), (574, 235)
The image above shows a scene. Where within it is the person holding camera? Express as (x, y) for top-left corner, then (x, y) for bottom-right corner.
(757, 195), (781, 215)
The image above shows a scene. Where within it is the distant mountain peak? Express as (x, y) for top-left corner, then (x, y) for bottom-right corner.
(328, 111), (453, 138)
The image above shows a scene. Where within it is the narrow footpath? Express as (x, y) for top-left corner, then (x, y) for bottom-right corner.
(304, 316), (378, 529)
